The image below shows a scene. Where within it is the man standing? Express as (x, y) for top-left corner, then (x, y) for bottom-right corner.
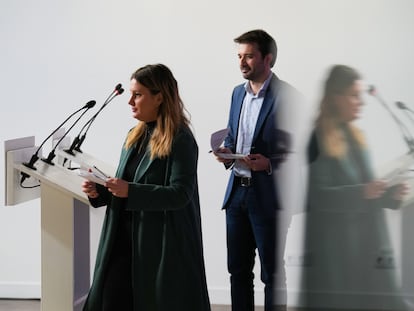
(215, 29), (302, 311)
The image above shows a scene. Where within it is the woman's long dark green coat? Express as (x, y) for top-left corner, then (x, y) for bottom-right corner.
(83, 126), (211, 311)
(302, 128), (406, 308)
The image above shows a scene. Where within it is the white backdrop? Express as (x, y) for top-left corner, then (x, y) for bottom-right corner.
(1, 0), (414, 307)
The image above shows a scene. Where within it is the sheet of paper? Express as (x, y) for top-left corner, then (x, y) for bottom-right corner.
(77, 165), (109, 186)
(210, 128), (230, 151)
(210, 128), (246, 159)
(384, 169), (414, 187)
(214, 152), (247, 159)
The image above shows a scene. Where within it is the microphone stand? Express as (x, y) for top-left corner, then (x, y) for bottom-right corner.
(41, 104), (96, 165)
(396, 101), (414, 124)
(20, 100), (96, 183)
(64, 84), (124, 155)
(369, 86), (414, 153)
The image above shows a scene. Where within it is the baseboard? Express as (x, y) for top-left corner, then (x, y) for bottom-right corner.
(0, 282), (40, 299)
(288, 289), (413, 310)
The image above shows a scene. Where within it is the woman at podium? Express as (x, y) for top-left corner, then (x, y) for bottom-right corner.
(81, 63), (210, 311)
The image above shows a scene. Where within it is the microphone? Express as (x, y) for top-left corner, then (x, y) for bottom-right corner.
(64, 83), (124, 155)
(368, 85), (414, 152)
(396, 101), (414, 113)
(41, 100), (96, 165)
(395, 101), (414, 128)
(20, 100), (96, 183)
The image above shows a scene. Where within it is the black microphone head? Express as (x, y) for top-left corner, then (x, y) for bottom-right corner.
(115, 83), (122, 91)
(367, 85), (376, 95)
(396, 101), (406, 109)
(85, 100), (96, 108)
(117, 87), (125, 95)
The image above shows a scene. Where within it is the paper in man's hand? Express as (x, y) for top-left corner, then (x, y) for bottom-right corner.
(210, 128), (230, 152)
(210, 128), (247, 159)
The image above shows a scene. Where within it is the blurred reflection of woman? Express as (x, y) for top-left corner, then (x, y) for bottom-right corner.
(303, 64), (409, 309)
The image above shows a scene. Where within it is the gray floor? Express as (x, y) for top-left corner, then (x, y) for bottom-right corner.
(0, 300), (399, 311)
(0, 300), (267, 311)
(0, 299), (39, 311)
(0, 300), (393, 311)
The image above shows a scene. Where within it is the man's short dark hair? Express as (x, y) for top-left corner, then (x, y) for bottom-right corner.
(234, 29), (277, 67)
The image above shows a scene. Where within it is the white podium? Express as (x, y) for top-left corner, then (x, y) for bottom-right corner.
(5, 136), (114, 311)
(20, 160), (90, 311)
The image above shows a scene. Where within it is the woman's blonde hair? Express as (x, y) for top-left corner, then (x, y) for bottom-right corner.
(125, 64), (190, 159)
(315, 65), (366, 158)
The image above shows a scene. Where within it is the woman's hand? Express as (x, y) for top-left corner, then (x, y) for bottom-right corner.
(82, 180), (99, 199)
(364, 180), (387, 199)
(105, 178), (129, 198)
(392, 182), (410, 201)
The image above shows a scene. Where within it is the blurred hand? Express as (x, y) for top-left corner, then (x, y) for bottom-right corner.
(364, 180), (387, 199)
(82, 180), (99, 199)
(105, 178), (129, 198)
(241, 153), (270, 172)
(392, 182), (410, 201)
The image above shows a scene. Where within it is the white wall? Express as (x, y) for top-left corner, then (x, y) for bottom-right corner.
(1, 0), (414, 308)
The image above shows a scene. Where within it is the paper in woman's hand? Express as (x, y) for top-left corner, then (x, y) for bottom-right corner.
(383, 168), (414, 187)
(78, 165), (109, 186)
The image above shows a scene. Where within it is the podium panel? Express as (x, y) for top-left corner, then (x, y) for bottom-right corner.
(15, 157), (91, 311)
(40, 184), (89, 311)
(4, 136), (40, 205)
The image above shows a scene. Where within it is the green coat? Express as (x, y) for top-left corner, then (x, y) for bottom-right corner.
(307, 128), (400, 212)
(83, 126), (211, 311)
(302, 128), (405, 308)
